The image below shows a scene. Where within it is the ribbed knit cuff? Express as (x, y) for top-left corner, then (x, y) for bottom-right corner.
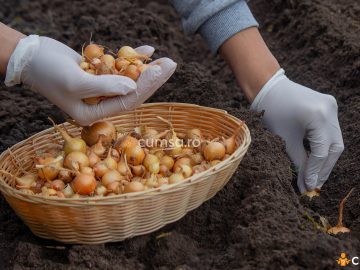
(199, 1), (259, 53)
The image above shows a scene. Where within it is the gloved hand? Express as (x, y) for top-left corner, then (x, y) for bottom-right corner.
(5, 35), (176, 126)
(251, 69), (344, 193)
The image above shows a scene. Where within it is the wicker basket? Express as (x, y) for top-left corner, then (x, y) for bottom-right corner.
(0, 103), (251, 244)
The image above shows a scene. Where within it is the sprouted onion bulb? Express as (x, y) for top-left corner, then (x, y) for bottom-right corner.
(49, 118), (87, 154)
(64, 151), (89, 170)
(84, 44), (104, 61)
(203, 142), (226, 161)
(124, 181), (145, 193)
(36, 156), (62, 180)
(117, 46), (149, 60)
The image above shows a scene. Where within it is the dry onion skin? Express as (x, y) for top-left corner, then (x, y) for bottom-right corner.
(80, 43), (153, 105)
(4, 119), (242, 198)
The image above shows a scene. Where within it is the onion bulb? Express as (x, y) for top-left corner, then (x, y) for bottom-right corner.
(143, 154), (160, 174)
(84, 44), (104, 61)
(58, 169), (75, 183)
(176, 164), (193, 178)
(80, 166), (94, 176)
(116, 135), (139, 152)
(71, 173), (97, 195)
(41, 187), (57, 197)
(63, 184), (74, 197)
(173, 157), (192, 172)
(103, 147), (118, 170)
(130, 165), (145, 177)
(115, 58), (130, 72)
(123, 181), (145, 193)
(132, 59), (143, 66)
(51, 179), (65, 191)
(169, 172), (185, 184)
(81, 121), (117, 146)
(13, 173), (37, 189)
(157, 177), (169, 186)
(203, 142), (226, 161)
(159, 164), (170, 177)
(49, 118), (87, 154)
(95, 184), (107, 196)
(31, 180), (44, 194)
(145, 175), (158, 188)
(64, 151), (89, 170)
(101, 170), (123, 187)
(36, 156), (62, 180)
(87, 149), (100, 168)
(153, 150), (165, 160)
(125, 145), (145, 166)
(117, 46), (149, 61)
(117, 156), (132, 177)
(93, 161), (110, 178)
(124, 65), (140, 81)
(100, 54), (115, 69)
(107, 181), (121, 194)
(90, 58), (102, 69)
(187, 129), (202, 140)
(80, 62), (90, 70)
(327, 188), (354, 235)
(111, 148), (121, 162)
(160, 155), (174, 170)
(91, 136), (106, 156)
(223, 134), (237, 155)
(181, 148), (193, 156)
(210, 160), (221, 166)
(190, 152), (204, 165)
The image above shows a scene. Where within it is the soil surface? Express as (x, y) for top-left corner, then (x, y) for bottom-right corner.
(0, 0), (359, 269)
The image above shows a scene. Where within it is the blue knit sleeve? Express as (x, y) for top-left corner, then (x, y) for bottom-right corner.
(169, 0), (259, 53)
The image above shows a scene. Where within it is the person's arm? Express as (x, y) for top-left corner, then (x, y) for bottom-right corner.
(170, 0), (344, 194)
(219, 27), (280, 102)
(0, 22), (25, 75)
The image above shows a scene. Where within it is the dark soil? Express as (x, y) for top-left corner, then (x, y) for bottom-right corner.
(0, 0), (359, 269)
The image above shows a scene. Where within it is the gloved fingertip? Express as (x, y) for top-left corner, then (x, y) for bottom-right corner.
(138, 64), (162, 82)
(150, 57), (177, 71)
(134, 45), (155, 57)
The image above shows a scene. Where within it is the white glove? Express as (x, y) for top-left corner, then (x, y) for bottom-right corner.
(251, 69), (344, 193)
(5, 35), (176, 126)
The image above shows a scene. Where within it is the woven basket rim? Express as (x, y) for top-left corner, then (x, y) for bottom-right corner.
(0, 102), (251, 205)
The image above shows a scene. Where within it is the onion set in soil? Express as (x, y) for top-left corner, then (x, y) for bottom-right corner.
(327, 188), (355, 235)
(1, 118), (241, 198)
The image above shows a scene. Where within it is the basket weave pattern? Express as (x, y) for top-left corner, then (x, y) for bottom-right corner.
(0, 103), (251, 244)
